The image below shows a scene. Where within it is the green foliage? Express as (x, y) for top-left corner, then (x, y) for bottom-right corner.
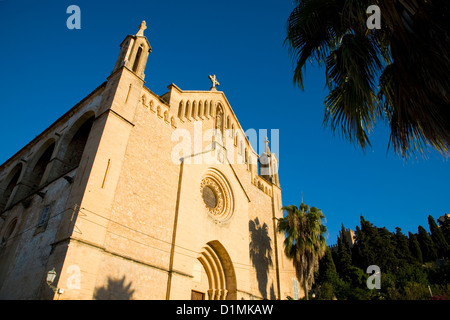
(438, 215), (450, 245)
(417, 225), (438, 262)
(314, 214), (449, 300)
(285, 0), (450, 157)
(277, 203), (328, 300)
(428, 215), (449, 258)
(408, 232), (423, 264)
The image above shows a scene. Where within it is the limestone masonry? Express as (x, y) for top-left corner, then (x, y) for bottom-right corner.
(0, 21), (298, 300)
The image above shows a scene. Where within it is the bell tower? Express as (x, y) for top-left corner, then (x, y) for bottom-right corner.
(98, 21), (151, 122)
(112, 21), (152, 80)
(258, 137), (280, 186)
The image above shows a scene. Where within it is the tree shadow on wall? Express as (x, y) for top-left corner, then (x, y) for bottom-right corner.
(249, 217), (273, 299)
(93, 276), (135, 300)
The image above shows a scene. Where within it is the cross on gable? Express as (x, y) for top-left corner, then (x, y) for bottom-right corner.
(209, 75), (220, 89)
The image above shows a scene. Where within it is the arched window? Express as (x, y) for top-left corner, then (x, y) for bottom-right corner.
(132, 45), (143, 72)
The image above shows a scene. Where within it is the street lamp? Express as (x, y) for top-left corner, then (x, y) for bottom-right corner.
(46, 268), (58, 293)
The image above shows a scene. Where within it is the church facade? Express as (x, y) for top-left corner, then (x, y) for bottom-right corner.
(0, 22), (298, 300)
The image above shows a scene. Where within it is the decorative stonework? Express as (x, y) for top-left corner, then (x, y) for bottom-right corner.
(200, 171), (233, 222)
(252, 176), (273, 197)
(141, 95), (176, 128)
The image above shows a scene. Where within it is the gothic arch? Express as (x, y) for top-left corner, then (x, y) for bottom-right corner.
(53, 111), (95, 178)
(63, 114), (94, 169)
(132, 44), (144, 73)
(197, 240), (237, 300)
(0, 163), (23, 212)
(27, 139), (56, 190)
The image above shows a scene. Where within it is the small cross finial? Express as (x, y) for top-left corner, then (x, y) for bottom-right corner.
(137, 21), (147, 36)
(209, 75), (220, 90)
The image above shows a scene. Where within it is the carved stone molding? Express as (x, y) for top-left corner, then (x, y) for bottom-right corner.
(200, 170), (233, 222)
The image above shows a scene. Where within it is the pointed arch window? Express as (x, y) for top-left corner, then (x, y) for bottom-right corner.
(215, 104), (224, 137)
(132, 45), (143, 72)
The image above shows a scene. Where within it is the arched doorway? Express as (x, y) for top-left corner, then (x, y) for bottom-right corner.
(193, 240), (237, 300)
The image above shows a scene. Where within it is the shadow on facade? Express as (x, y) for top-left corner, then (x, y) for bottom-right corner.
(269, 283), (276, 300)
(249, 217), (273, 299)
(93, 276), (135, 300)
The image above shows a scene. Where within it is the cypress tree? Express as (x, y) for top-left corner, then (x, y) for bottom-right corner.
(417, 225), (438, 262)
(335, 236), (353, 282)
(408, 232), (423, 264)
(394, 227), (413, 265)
(438, 215), (450, 245)
(428, 215), (449, 258)
(352, 216), (378, 269)
(318, 248), (338, 284)
(378, 227), (399, 272)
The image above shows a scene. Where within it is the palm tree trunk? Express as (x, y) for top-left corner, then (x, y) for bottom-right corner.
(304, 277), (309, 300)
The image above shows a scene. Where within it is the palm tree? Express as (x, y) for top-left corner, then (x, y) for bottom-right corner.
(286, 0), (450, 158)
(277, 203), (327, 300)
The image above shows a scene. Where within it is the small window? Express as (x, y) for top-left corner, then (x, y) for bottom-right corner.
(38, 206), (50, 227)
(35, 206), (51, 234)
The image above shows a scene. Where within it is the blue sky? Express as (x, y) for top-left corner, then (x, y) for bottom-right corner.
(0, 0), (448, 245)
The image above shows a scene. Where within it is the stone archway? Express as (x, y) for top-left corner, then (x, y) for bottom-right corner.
(196, 240), (237, 300)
